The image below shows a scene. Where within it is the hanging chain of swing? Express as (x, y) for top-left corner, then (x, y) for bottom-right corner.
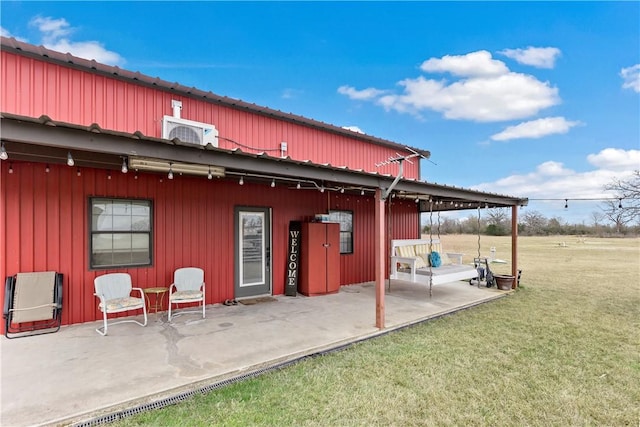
(428, 199), (434, 297)
(477, 205), (482, 259)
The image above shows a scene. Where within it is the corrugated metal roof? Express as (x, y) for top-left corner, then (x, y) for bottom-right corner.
(0, 36), (430, 159)
(1, 112), (529, 209)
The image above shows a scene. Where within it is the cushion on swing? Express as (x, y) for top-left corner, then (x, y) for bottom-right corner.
(414, 256), (427, 269)
(414, 244), (430, 256)
(429, 251), (442, 268)
(397, 245), (416, 258)
(440, 252), (452, 265)
(421, 251), (452, 267)
(396, 244), (428, 268)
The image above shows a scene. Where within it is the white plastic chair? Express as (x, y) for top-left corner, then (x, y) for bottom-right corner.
(168, 267), (206, 321)
(94, 273), (147, 336)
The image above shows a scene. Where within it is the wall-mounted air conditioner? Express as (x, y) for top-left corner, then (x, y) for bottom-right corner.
(162, 115), (219, 147)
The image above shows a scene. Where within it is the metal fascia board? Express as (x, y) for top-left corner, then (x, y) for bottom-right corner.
(0, 118), (393, 188)
(1, 117), (527, 206)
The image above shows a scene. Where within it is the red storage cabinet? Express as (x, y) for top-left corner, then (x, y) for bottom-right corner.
(298, 222), (340, 296)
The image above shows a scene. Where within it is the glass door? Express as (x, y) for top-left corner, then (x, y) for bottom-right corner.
(234, 207), (271, 298)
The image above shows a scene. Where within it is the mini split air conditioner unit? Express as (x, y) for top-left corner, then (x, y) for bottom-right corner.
(162, 116), (219, 147)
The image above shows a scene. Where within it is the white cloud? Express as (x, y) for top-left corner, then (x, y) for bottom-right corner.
(28, 16), (124, 66)
(338, 85), (386, 101)
(620, 64), (640, 93)
(30, 16), (72, 43)
(341, 125), (365, 134)
(587, 148), (640, 171)
(420, 50), (509, 77)
(43, 39), (124, 66)
(536, 161), (573, 177)
(499, 47), (561, 69)
(1, 26), (27, 41)
(377, 72), (559, 122)
(474, 148), (639, 201)
(339, 50), (560, 122)
(491, 117), (581, 141)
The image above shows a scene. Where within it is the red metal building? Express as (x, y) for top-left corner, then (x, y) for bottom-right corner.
(0, 37), (527, 333)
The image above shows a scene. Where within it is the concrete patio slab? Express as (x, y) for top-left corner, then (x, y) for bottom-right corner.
(0, 281), (510, 426)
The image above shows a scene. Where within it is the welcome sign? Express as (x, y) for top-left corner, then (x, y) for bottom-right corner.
(285, 221), (301, 296)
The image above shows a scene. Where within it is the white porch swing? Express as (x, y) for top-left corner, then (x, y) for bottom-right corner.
(389, 199), (480, 296)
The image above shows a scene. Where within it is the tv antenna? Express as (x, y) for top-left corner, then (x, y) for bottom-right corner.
(375, 147), (428, 200)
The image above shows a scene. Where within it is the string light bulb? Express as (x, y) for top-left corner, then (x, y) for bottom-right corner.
(360, 189), (365, 196)
(121, 158), (128, 174)
(564, 199), (568, 209)
(207, 166), (213, 180)
(77, 167), (81, 177)
(45, 164), (50, 173)
(0, 142), (7, 160)
(107, 171), (112, 180)
(618, 199), (623, 209)
(271, 179), (276, 188)
(239, 176), (244, 185)
(296, 182), (301, 189)
(67, 152), (74, 167)
(8, 162), (13, 174)
(320, 186), (325, 193)
(168, 163), (173, 180)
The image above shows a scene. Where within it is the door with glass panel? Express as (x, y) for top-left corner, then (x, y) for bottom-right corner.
(234, 207), (271, 298)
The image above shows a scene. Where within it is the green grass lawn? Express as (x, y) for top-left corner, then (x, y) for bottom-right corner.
(116, 235), (640, 426)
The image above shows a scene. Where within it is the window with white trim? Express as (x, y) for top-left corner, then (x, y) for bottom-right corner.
(89, 198), (152, 269)
(328, 210), (353, 254)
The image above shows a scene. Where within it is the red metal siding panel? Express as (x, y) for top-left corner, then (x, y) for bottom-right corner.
(1, 52), (420, 179)
(19, 165), (36, 272)
(0, 162), (421, 332)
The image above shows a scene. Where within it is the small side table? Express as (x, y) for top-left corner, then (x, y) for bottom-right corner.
(143, 287), (169, 313)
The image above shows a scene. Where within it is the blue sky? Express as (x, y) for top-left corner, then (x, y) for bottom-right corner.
(1, 1), (639, 225)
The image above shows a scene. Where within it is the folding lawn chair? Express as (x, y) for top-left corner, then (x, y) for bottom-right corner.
(3, 271), (64, 339)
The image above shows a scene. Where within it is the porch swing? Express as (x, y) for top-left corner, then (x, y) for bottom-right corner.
(389, 199), (479, 295)
(425, 201), (514, 294)
(424, 200), (497, 296)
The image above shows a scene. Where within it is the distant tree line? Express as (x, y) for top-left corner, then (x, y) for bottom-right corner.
(422, 170), (640, 237)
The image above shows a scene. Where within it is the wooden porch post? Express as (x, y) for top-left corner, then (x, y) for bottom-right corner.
(511, 205), (519, 289)
(375, 188), (385, 329)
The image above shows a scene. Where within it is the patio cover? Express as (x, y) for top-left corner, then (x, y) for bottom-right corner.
(1, 113), (528, 328)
